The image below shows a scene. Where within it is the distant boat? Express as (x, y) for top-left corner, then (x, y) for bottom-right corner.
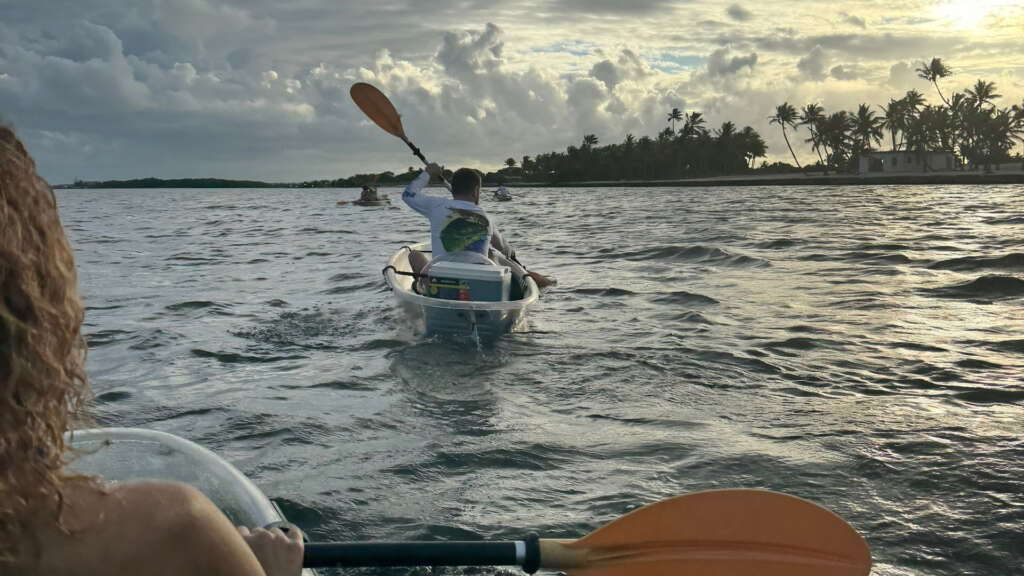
(492, 186), (513, 201)
(353, 195), (391, 206)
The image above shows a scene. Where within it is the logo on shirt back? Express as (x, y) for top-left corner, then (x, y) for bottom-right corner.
(440, 208), (489, 253)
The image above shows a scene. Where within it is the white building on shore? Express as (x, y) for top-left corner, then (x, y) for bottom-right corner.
(858, 151), (956, 174)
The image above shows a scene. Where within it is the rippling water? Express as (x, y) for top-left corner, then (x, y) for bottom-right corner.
(60, 185), (1023, 575)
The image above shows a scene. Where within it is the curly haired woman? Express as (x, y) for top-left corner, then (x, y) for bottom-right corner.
(0, 125), (302, 575)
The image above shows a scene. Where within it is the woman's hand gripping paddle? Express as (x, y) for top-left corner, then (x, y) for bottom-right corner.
(304, 489), (870, 575)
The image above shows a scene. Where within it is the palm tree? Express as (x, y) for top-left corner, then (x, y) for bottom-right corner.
(667, 108), (683, 132)
(769, 102), (802, 169)
(505, 157), (517, 168)
(916, 57), (952, 106)
(852, 103), (884, 153)
(966, 79), (1001, 109)
(818, 111), (855, 171)
(903, 89), (925, 113)
(738, 126), (767, 168)
(582, 134), (599, 149)
(799, 103), (826, 168)
(681, 112), (707, 139)
(880, 99), (904, 151)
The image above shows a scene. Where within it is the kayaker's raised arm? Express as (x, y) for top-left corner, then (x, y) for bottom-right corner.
(401, 163), (446, 216)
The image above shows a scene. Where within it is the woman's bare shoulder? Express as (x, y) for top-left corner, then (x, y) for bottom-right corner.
(21, 480), (265, 576)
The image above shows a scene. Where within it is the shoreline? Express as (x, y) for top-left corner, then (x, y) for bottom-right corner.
(502, 170), (1024, 188)
(56, 169), (1024, 190)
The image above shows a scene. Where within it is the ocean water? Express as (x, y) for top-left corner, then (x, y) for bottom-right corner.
(59, 185), (1023, 575)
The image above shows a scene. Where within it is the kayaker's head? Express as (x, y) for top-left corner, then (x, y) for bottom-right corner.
(0, 125), (89, 561)
(451, 167), (481, 204)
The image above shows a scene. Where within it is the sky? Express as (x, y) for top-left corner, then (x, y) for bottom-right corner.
(1, 0), (1022, 184)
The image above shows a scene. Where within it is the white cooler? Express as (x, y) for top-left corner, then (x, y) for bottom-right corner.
(426, 261), (511, 302)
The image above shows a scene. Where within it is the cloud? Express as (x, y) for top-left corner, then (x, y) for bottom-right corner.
(726, 4), (753, 22)
(706, 48), (758, 76)
(829, 64), (862, 80)
(551, 0), (679, 14)
(886, 61), (920, 90)
(797, 45), (828, 81)
(589, 49), (653, 90)
(840, 12), (867, 29)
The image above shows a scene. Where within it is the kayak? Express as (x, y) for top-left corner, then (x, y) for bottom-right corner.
(66, 427), (318, 576)
(353, 197), (390, 206)
(383, 242), (538, 339)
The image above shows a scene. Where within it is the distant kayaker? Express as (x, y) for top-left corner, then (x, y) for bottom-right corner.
(0, 125), (303, 576)
(359, 184), (379, 202)
(402, 162), (522, 279)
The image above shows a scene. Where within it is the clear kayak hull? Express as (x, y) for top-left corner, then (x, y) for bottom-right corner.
(66, 428), (317, 575)
(384, 242), (538, 339)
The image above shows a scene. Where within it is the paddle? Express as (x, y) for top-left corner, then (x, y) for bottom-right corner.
(350, 81), (555, 288)
(302, 489), (871, 575)
(350, 82), (451, 191)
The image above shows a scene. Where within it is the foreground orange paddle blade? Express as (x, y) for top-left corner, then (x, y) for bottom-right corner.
(541, 489), (870, 576)
(350, 82), (406, 138)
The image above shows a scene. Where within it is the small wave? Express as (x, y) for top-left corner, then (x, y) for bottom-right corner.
(928, 253), (1024, 272)
(989, 339), (1024, 354)
(954, 358), (1004, 370)
(672, 311), (715, 324)
(85, 329), (132, 347)
(190, 348), (308, 363)
(754, 239), (798, 249)
(954, 388), (1024, 404)
(616, 245), (768, 266)
(308, 379), (380, 391)
(328, 272), (364, 282)
(928, 275), (1024, 300)
(984, 216), (1024, 224)
(166, 300), (225, 311)
(94, 389), (132, 403)
(651, 290), (719, 305)
(322, 281), (383, 295)
(762, 337), (839, 351)
(355, 338), (407, 351)
(852, 242), (912, 251)
(841, 251), (915, 264)
(572, 287), (636, 296)
(166, 254), (215, 262)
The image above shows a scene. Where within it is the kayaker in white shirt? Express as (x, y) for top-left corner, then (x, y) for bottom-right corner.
(402, 162), (518, 276)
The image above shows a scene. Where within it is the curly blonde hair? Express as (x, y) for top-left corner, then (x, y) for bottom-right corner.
(0, 126), (89, 562)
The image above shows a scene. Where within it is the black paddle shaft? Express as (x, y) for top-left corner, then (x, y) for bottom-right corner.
(304, 540), (540, 571)
(404, 139), (428, 164)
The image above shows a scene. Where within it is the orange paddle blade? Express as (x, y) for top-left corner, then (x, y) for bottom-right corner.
(350, 82), (406, 138)
(558, 489), (870, 576)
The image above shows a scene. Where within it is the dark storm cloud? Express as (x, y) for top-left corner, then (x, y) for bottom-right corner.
(726, 4), (752, 22)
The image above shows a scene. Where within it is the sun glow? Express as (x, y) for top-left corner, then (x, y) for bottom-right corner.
(931, 0), (1015, 30)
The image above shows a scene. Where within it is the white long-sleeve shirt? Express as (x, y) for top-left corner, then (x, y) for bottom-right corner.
(402, 171), (513, 263)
